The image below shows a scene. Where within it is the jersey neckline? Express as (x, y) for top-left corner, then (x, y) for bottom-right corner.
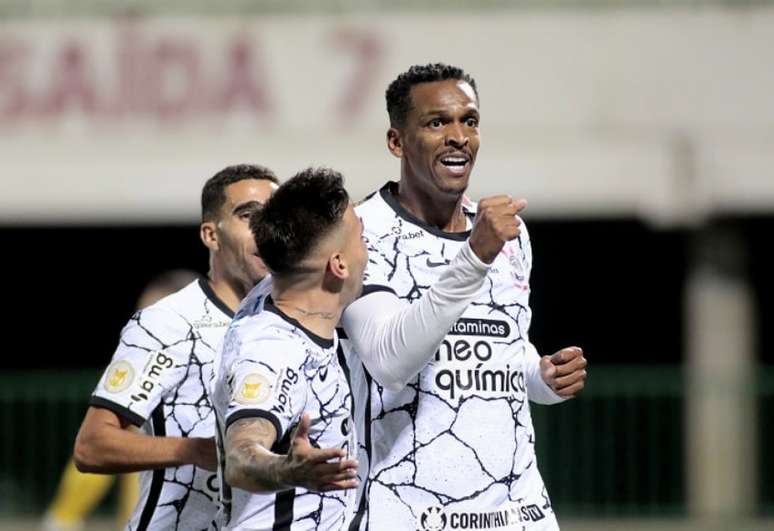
(378, 181), (474, 242)
(197, 277), (235, 318)
(263, 296), (336, 349)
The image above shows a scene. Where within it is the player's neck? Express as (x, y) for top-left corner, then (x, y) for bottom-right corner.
(271, 287), (342, 341)
(396, 178), (467, 232)
(206, 273), (244, 313)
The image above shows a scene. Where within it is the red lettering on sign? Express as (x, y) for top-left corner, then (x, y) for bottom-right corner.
(43, 42), (98, 116)
(216, 36), (272, 117)
(329, 28), (383, 122)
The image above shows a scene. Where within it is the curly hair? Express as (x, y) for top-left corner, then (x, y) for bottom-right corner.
(385, 63), (478, 128)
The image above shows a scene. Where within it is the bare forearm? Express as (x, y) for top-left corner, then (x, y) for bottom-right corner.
(74, 405), (213, 473)
(75, 426), (205, 474)
(224, 415), (357, 494)
(225, 440), (289, 493)
(225, 417), (289, 492)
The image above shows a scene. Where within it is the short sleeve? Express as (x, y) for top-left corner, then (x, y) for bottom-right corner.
(223, 336), (308, 443)
(89, 306), (192, 427)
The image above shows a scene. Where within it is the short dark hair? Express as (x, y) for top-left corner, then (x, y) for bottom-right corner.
(250, 167), (349, 277)
(385, 63), (478, 128)
(201, 164), (279, 222)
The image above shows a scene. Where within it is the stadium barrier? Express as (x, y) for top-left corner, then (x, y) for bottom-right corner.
(0, 366), (771, 516)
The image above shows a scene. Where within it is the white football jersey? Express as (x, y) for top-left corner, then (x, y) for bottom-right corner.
(344, 182), (558, 531)
(90, 278), (233, 531)
(212, 297), (356, 531)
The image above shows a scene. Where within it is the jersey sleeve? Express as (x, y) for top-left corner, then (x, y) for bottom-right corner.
(89, 306), (193, 427)
(223, 334), (308, 445)
(520, 216), (533, 282)
(341, 240), (491, 391)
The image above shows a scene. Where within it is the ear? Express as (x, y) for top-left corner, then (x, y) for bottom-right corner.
(386, 128), (403, 158)
(327, 251), (350, 282)
(200, 221), (219, 252)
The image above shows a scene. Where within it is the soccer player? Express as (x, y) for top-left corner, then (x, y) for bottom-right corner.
(73, 164), (279, 531)
(342, 64), (588, 530)
(44, 270), (197, 531)
(213, 168), (365, 530)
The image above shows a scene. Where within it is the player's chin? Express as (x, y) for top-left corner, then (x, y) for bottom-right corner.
(433, 170), (471, 196)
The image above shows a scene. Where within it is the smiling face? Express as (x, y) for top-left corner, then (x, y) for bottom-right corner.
(388, 79), (480, 198)
(212, 178), (277, 291)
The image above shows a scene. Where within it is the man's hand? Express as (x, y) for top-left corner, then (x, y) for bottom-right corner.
(540, 347), (587, 398)
(468, 195), (528, 264)
(225, 414), (358, 493)
(283, 414), (358, 492)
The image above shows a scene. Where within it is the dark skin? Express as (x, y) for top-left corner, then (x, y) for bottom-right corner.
(387, 79), (480, 233)
(386, 78), (587, 397)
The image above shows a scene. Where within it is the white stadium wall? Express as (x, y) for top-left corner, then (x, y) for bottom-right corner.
(1, 7), (773, 224)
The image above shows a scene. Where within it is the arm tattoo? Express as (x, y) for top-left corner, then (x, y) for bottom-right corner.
(225, 417), (286, 492)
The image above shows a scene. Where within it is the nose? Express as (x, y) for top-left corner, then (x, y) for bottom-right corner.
(445, 122), (468, 149)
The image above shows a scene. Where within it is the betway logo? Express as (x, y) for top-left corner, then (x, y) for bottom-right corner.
(448, 318), (510, 339)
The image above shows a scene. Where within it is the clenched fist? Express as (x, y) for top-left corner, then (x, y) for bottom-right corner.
(540, 347), (588, 398)
(468, 195), (528, 264)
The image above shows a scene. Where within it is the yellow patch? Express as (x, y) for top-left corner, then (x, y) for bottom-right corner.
(236, 373), (272, 405)
(104, 360), (135, 393)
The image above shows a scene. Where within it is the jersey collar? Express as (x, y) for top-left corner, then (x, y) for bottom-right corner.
(263, 296), (336, 349)
(197, 277), (235, 319)
(378, 181), (474, 242)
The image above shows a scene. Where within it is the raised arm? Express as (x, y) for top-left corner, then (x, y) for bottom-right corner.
(341, 196), (526, 391)
(224, 414), (358, 493)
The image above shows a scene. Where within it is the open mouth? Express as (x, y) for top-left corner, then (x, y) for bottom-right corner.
(438, 154), (470, 176)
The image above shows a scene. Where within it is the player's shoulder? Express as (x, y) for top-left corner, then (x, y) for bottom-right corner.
(124, 280), (202, 335)
(228, 311), (313, 366)
(149, 278), (205, 313)
(229, 303), (296, 343)
(354, 182), (397, 231)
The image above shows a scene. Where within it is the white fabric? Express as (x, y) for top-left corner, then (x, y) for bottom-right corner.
(340, 239), (490, 391)
(212, 303), (356, 531)
(90, 279), (230, 531)
(342, 182), (561, 531)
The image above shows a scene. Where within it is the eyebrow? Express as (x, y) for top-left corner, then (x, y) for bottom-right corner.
(420, 107), (480, 119)
(232, 200), (264, 215)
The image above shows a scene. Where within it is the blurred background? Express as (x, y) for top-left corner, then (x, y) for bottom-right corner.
(0, 0), (772, 530)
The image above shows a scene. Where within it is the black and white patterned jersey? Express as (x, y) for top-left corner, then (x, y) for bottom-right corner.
(89, 278), (232, 531)
(344, 182), (559, 531)
(212, 297), (357, 531)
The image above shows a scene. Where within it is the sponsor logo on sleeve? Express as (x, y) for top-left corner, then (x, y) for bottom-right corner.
(271, 367), (299, 416)
(104, 360), (135, 393)
(130, 351), (175, 403)
(235, 373), (272, 405)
